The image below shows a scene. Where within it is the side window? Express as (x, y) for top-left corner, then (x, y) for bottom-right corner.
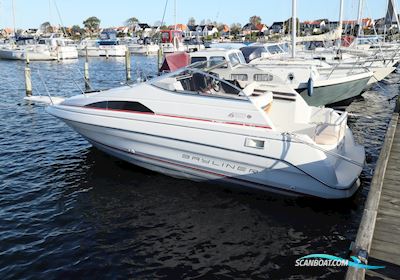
(231, 74), (248, 81)
(107, 101), (154, 113)
(85, 101), (153, 113)
(254, 74), (273, 82)
(228, 53), (241, 66)
(191, 56), (207, 63)
(85, 101), (107, 108)
(209, 56), (226, 68)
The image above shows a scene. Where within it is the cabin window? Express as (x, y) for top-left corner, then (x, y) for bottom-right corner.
(209, 56), (226, 67)
(85, 101), (107, 109)
(254, 74), (273, 82)
(191, 56), (207, 63)
(267, 45), (282, 54)
(161, 32), (170, 41)
(85, 101), (153, 113)
(228, 53), (241, 66)
(231, 74), (248, 81)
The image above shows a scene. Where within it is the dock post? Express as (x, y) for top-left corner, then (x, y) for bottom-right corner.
(84, 47), (90, 90)
(157, 47), (163, 73)
(24, 54), (32, 97)
(125, 49), (131, 82)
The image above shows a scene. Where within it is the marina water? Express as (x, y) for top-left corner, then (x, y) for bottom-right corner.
(0, 57), (398, 279)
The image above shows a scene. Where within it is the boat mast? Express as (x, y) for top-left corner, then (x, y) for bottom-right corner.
(357, 0), (363, 37)
(291, 0), (296, 58)
(390, 0), (400, 33)
(338, 0), (344, 33)
(11, 0), (16, 36)
(174, 0), (177, 30)
(337, 0), (344, 47)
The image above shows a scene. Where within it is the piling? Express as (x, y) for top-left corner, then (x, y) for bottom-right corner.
(157, 47), (163, 73)
(125, 50), (131, 82)
(84, 47), (90, 90)
(24, 54), (32, 97)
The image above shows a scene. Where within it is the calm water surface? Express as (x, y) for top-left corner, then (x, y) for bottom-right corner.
(0, 56), (398, 279)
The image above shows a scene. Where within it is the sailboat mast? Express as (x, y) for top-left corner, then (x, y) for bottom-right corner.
(390, 0), (400, 33)
(174, 0), (177, 30)
(291, 0), (296, 58)
(338, 0), (344, 31)
(11, 0), (16, 36)
(357, 0), (363, 36)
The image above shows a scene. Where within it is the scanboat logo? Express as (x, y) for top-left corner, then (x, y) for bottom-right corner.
(295, 254), (385, 270)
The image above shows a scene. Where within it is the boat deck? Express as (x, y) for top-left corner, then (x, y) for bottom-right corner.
(346, 100), (400, 280)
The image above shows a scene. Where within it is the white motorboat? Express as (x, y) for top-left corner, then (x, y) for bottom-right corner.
(189, 49), (372, 106)
(78, 31), (127, 57)
(37, 34), (78, 60)
(128, 43), (159, 55)
(0, 44), (56, 61)
(244, 45), (396, 86)
(46, 61), (365, 199)
(160, 30), (186, 53)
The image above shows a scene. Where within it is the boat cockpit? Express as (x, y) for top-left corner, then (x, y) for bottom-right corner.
(152, 60), (253, 99)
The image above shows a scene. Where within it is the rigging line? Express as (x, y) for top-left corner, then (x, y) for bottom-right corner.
(160, 0), (169, 30)
(53, 0), (67, 36)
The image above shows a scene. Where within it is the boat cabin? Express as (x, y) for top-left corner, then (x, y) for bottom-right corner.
(161, 30), (183, 44)
(189, 49), (247, 68)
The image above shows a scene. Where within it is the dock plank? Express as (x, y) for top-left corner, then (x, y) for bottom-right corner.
(369, 116), (400, 269)
(346, 111), (400, 280)
(370, 239), (400, 266)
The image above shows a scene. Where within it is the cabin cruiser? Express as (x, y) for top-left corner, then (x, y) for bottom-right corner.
(124, 38), (160, 55)
(160, 30), (186, 53)
(128, 43), (159, 55)
(37, 33), (78, 60)
(243, 45), (396, 86)
(0, 36), (56, 61)
(189, 49), (373, 106)
(77, 31), (127, 57)
(46, 60), (365, 199)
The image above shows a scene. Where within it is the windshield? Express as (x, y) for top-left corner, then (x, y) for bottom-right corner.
(151, 60), (247, 100)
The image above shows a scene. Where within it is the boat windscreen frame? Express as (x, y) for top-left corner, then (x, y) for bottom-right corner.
(149, 59), (254, 101)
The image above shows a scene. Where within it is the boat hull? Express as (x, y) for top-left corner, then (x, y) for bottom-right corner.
(0, 48), (56, 61)
(297, 76), (370, 106)
(47, 110), (362, 199)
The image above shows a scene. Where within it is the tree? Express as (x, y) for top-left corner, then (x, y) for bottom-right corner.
(70, 25), (83, 38)
(83, 16), (101, 35)
(230, 22), (242, 36)
(249, 15), (262, 26)
(187, 17), (196, 26)
(40, 21), (53, 33)
(125, 17), (139, 32)
(217, 23), (225, 32)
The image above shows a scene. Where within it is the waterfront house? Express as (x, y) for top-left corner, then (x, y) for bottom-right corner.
(302, 20), (327, 34)
(268, 22), (285, 34)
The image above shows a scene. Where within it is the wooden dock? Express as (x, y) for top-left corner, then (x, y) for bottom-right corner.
(346, 102), (400, 280)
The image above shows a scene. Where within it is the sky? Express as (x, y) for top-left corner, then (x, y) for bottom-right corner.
(0, 0), (391, 29)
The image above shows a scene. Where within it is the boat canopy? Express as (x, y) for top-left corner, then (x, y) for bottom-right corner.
(240, 46), (267, 63)
(160, 52), (191, 72)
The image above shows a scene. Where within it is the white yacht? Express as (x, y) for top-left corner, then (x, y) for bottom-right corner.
(244, 45), (396, 86)
(0, 44), (56, 61)
(46, 61), (365, 199)
(189, 49), (372, 106)
(78, 31), (127, 57)
(37, 34), (78, 60)
(128, 43), (159, 55)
